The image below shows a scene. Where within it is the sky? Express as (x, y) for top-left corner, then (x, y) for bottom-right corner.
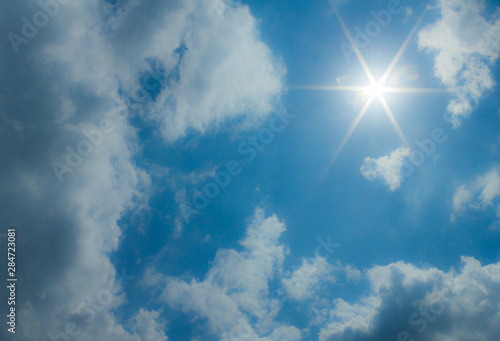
(0, 0), (500, 340)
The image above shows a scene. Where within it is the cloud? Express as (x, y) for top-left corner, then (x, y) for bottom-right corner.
(360, 147), (410, 191)
(452, 185), (474, 211)
(319, 257), (500, 341)
(0, 0), (285, 339)
(418, 0), (500, 126)
(129, 309), (169, 341)
(344, 265), (363, 283)
(404, 6), (413, 18)
(0, 3), (156, 339)
(156, 208), (301, 340)
(110, 0), (286, 141)
(477, 168), (500, 206)
(282, 256), (335, 301)
(451, 166), (500, 225)
(319, 296), (381, 340)
(140, 208), (500, 341)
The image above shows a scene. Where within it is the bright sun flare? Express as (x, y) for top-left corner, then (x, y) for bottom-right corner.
(291, 8), (446, 175)
(366, 81), (385, 98)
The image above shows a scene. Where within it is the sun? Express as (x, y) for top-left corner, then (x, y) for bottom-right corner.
(290, 7), (445, 174)
(366, 81), (386, 98)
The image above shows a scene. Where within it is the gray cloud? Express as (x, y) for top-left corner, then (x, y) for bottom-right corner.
(319, 257), (500, 341)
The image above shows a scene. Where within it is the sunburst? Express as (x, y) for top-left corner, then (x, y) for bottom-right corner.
(366, 81), (386, 98)
(291, 8), (446, 177)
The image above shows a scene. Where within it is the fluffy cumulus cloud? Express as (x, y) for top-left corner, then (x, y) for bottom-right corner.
(0, 0), (283, 339)
(319, 257), (500, 341)
(360, 147), (410, 191)
(451, 166), (500, 225)
(147, 209), (301, 340)
(418, 0), (500, 126)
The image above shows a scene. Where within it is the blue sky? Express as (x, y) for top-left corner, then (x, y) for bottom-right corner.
(1, 0), (500, 340)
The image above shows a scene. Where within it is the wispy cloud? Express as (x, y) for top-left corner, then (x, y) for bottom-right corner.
(451, 166), (500, 226)
(282, 255), (336, 301)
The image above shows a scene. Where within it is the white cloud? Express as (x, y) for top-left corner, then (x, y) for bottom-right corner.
(40, 0), (285, 143)
(109, 0), (286, 141)
(452, 184), (473, 211)
(477, 168), (500, 206)
(319, 296), (381, 340)
(130, 309), (168, 341)
(344, 265), (363, 283)
(156, 209), (300, 340)
(452, 166), (500, 224)
(282, 256), (335, 301)
(360, 147), (410, 191)
(418, 0), (500, 126)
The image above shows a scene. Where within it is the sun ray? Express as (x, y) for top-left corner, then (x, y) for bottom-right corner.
(378, 95), (409, 146)
(383, 87), (447, 94)
(333, 8), (377, 86)
(292, 8), (445, 188)
(321, 96), (376, 178)
(380, 10), (427, 85)
(290, 85), (370, 92)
